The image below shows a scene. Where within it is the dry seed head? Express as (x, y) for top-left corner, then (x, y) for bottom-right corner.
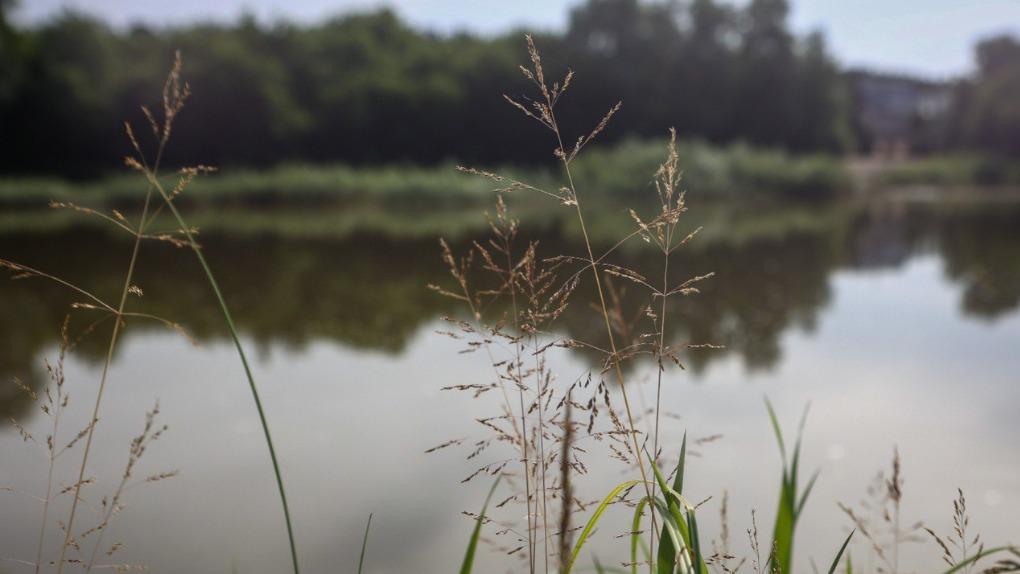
(11, 376), (37, 401)
(161, 50), (191, 141)
(60, 477), (96, 496)
(145, 471), (178, 483)
(124, 121), (142, 157)
(569, 102), (622, 163)
(523, 34), (548, 100)
(124, 156), (145, 173)
(140, 105), (159, 138)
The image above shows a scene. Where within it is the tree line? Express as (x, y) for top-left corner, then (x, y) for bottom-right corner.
(0, 0), (1015, 177)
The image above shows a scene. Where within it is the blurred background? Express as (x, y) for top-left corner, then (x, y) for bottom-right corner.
(0, 1), (1018, 572)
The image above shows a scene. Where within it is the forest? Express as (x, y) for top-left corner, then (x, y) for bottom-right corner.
(1, 0), (1017, 179)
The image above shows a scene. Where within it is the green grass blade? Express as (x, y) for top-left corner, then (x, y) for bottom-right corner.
(149, 176), (300, 574)
(460, 476), (502, 574)
(826, 530), (854, 574)
(649, 498), (686, 562)
(651, 495), (704, 574)
(649, 455), (678, 574)
(673, 435), (693, 571)
(686, 509), (704, 574)
(846, 553), (853, 574)
(648, 452), (671, 498)
(646, 452), (692, 511)
(673, 433), (687, 496)
(770, 472), (795, 574)
(631, 497), (652, 574)
(769, 414), (796, 574)
(797, 470), (820, 518)
(790, 404), (810, 500)
(940, 546), (1019, 574)
(648, 443), (703, 574)
(358, 513), (373, 574)
(565, 480), (642, 574)
(767, 401), (815, 574)
(764, 398), (786, 461)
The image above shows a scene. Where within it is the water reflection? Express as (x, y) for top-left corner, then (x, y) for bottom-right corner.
(1, 199), (1019, 572)
(2, 200), (1019, 419)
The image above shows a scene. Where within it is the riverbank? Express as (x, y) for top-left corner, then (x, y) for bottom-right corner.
(0, 139), (851, 209)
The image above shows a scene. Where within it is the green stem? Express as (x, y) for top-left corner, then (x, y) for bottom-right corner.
(152, 181), (300, 574)
(358, 513), (373, 574)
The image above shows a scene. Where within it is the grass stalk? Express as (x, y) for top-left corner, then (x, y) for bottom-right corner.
(460, 476), (502, 574)
(34, 339), (67, 574)
(438, 222), (536, 572)
(358, 513), (373, 574)
(55, 158), (159, 574)
(501, 221), (536, 574)
(650, 220), (672, 565)
(117, 52), (302, 574)
(555, 116), (659, 550)
(534, 337), (551, 573)
(492, 322), (535, 572)
(558, 393), (574, 573)
(34, 417), (57, 574)
(145, 171), (300, 573)
(498, 34), (662, 566)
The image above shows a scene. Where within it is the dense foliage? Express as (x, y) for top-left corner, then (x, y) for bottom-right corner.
(950, 36), (1020, 156)
(2, 0), (1016, 178)
(0, 0), (852, 176)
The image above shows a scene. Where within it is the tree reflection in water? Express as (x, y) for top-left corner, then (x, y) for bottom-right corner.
(2, 200), (1019, 419)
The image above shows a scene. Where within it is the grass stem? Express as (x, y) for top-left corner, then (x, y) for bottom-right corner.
(147, 174), (300, 573)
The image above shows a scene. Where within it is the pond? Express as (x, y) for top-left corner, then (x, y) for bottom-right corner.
(1, 197), (1018, 573)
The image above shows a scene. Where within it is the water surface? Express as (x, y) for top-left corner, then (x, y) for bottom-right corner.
(1, 198), (1018, 572)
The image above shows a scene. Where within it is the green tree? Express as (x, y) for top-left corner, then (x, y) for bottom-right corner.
(960, 35), (1020, 155)
(0, 0), (25, 107)
(681, 0), (740, 141)
(791, 32), (853, 152)
(2, 13), (123, 175)
(735, 0), (797, 148)
(0, 2), (856, 175)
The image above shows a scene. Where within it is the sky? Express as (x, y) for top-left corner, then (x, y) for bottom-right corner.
(11, 0), (1020, 79)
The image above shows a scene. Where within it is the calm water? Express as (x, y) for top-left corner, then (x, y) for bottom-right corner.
(1, 198), (1019, 573)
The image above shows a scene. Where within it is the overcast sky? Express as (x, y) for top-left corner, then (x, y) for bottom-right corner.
(12, 0), (1020, 78)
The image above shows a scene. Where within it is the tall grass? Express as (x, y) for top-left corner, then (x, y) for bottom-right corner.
(127, 51), (300, 574)
(52, 61), (175, 574)
(1, 53), (300, 572)
(435, 34), (726, 573)
(5, 319), (174, 572)
(765, 400), (817, 574)
(433, 34), (1019, 574)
